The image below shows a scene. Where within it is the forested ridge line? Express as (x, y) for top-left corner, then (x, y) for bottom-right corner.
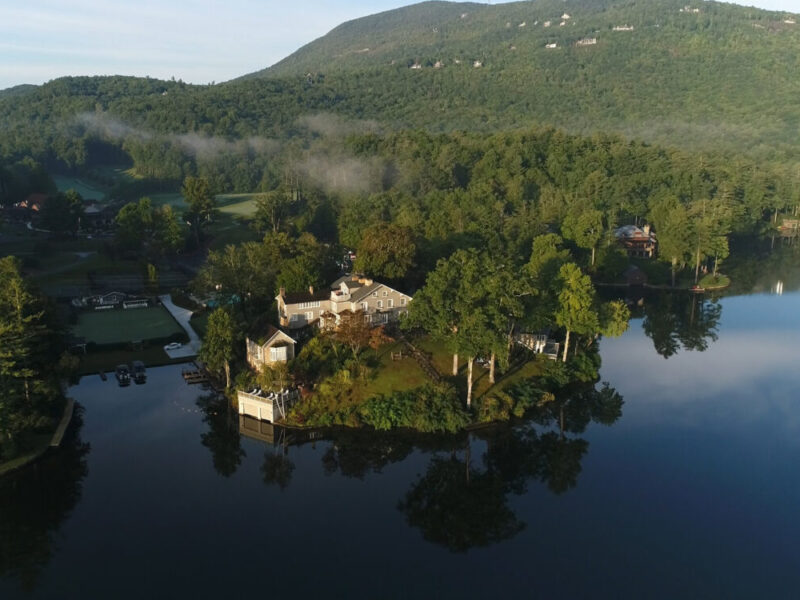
(1, 0), (800, 173)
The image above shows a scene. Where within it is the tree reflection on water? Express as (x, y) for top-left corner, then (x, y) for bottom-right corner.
(197, 393), (245, 478)
(642, 294), (721, 358)
(398, 382), (623, 551)
(218, 380), (624, 553)
(0, 407), (89, 593)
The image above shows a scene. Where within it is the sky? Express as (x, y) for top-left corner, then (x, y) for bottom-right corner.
(0, 0), (797, 90)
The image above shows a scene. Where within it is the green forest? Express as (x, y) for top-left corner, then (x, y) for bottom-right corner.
(1, 0), (799, 439)
(1, 0), (800, 183)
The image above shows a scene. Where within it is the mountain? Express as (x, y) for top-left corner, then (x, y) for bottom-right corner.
(247, 0), (800, 161)
(0, 84), (37, 99)
(1, 0), (799, 172)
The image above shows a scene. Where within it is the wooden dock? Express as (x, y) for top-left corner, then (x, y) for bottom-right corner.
(182, 369), (209, 385)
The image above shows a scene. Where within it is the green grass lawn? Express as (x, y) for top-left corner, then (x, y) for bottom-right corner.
(149, 193), (187, 211)
(414, 335), (545, 400)
(72, 306), (185, 345)
(217, 194), (260, 217)
(77, 345), (189, 375)
(53, 175), (107, 201)
(357, 341), (429, 399)
(699, 273), (731, 289)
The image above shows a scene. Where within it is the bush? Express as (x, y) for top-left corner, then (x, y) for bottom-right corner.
(477, 379), (544, 423)
(359, 384), (470, 433)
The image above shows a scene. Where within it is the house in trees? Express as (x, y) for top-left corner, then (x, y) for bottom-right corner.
(277, 275), (411, 330)
(15, 193), (49, 212)
(614, 224), (657, 258)
(246, 325), (297, 369)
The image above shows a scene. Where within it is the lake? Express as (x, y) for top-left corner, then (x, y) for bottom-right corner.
(2, 279), (800, 598)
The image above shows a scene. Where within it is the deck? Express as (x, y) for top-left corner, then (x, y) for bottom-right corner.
(237, 388), (300, 423)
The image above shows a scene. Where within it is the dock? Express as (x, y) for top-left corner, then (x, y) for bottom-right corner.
(182, 368), (209, 385)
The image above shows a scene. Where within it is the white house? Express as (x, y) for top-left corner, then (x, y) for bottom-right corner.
(246, 325), (297, 370)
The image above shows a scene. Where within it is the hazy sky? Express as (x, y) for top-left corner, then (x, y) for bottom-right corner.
(0, 0), (796, 90)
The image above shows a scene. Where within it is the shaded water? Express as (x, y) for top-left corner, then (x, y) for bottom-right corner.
(2, 279), (800, 597)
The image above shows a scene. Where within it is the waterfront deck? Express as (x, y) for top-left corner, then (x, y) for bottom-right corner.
(237, 388), (300, 423)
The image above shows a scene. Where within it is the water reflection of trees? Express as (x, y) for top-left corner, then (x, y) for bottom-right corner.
(221, 382), (623, 553)
(642, 294), (721, 358)
(197, 394), (245, 477)
(0, 407), (89, 593)
(399, 382), (622, 551)
(314, 383), (623, 552)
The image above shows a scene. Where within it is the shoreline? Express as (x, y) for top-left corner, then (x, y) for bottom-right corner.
(0, 397), (75, 477)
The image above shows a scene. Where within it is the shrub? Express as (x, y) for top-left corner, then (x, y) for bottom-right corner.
(359, 384), (469, 433)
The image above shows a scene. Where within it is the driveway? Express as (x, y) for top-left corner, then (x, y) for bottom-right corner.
(159, 294), (202, 359)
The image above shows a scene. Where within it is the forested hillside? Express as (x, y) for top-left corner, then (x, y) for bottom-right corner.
(0, 0), (799, 182)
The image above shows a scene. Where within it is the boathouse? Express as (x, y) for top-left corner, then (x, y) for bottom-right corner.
(237, 388), (300, 423)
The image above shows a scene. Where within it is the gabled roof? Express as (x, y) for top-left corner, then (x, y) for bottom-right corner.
(350, 282), (411, 303)
(253, 324), (296, 347)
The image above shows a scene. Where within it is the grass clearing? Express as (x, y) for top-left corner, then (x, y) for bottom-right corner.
(358, 341), (429, 398)
(217, 193), (260, 218)
(149, 193), (187, 211)
(77, 345), (188, 375)
(699, 273), (731, 289)
(53, 175), (107, 201)
(72, 306), (185, 345)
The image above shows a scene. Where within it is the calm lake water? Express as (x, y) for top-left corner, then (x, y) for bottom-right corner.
(2, 276), (800, 598)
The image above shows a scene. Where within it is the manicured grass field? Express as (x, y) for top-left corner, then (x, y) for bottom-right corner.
(72, 306), (185, 345)
(218, 194), (260, 217)
(77, 346), (188, 375)
(53, 175), (107, 201)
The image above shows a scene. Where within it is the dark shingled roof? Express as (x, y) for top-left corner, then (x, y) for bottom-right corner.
(282, 289), (330, 304)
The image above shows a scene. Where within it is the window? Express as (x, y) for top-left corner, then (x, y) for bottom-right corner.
(400, 297), (407, 306)
(382, 291), (388, 297)
(360, 302), (368, 311)
(289, 314), (298, 322)
(377, 300), (383, 308)
(305, 311), (314, 320)
(388, 299), (394, 308)
(270, 346), (287, 362)
(298, 301), (320, 309)
(372, 292), (377, 297)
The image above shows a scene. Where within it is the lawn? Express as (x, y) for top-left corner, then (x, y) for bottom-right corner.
(77, 345), (189, 375)
(217, 193), (260, 218)
(357, 341), (429, 399)
(72, 306), (185, 345)
(149, 193), (187, 211)
(53, 175), (107, 201)
(414, 335), (546, 400)
(699, 273), (731, 289)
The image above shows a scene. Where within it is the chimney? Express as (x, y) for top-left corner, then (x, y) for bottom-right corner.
(308, 285), (314, 295)
(279, 287), (286, 297)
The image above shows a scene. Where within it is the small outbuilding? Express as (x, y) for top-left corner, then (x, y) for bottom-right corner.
(246, 325), (297, 370)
